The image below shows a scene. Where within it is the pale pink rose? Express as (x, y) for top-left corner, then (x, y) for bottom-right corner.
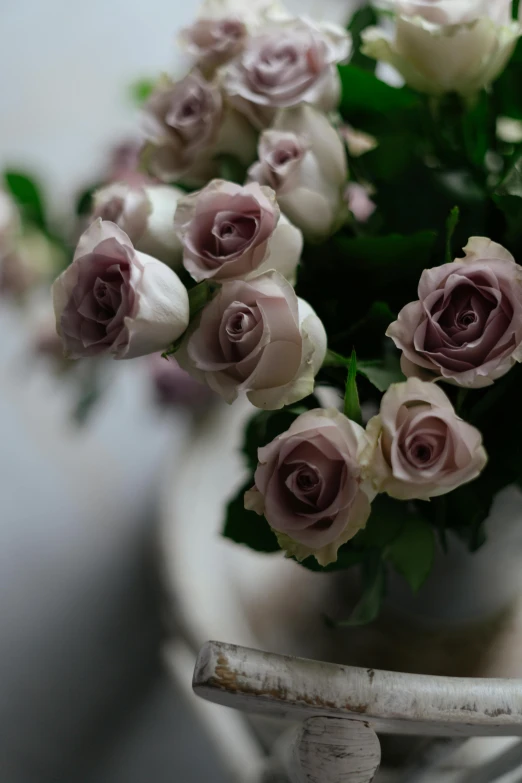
(345, 183), (376, 223)
(173, 179), (303, 283)
(244, 408), (374, 566)
(142, 71), (257, 184)
(364, 378), (487, 501)
(223, 18), (351, 128)
(92, 183), (184, 267)
(52, 220), (189, 360)
(247, 105), (348, 241)
(177, 270), (326, 409)
(181, 17), (247, 73)
(387, 238), (522, 389)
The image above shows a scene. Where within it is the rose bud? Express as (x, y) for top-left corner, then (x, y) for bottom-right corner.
(106, 139), (155, 186)
(92, 182), (184, 268)
(387, 238), (522, 389)
(52, 219), (189, 360)
(345, 183), (376, 224)
(247, 106), (348, 242)
(362, 0), (521, 96)
(141, 71), (257, 186)
(176, 270), (326, 409)
(223, 17), (351, 128)
(173, 179), (303, 283)
(181, 17), (248, 74)
(244, 408), (375, 566)
(364, 378), (487, 501)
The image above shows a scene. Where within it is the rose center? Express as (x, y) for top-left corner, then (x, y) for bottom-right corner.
(458, 309), (478, 328)
(296, 466), (320, 493)
(225, 309), (255, 341)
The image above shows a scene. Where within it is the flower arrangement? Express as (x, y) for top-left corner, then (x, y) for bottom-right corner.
(50, 0), (522, 622)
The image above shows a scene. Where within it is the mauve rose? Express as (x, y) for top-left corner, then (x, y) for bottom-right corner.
(363, 0), (520, 96)
(177, 270), (326, 409)
(364, 378), (487, 501)
(92, 182), (184, 268)
(223, 17), (351, 128)
(52, 220), (189, 360)
(387, 238), (522, 389)
(244, 408), (375, 566)
(181, 17), (247, 73)
(142, 71), (257, 185)
(174, 179), (303, 283)
(247, 105), (348, 241)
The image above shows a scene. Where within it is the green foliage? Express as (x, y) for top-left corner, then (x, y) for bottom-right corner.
(223, 479), (280, 553)
(344, 350), (362, 423)
(445, 206), (460, 263)
(348, 7), (378, 73)
(4, 171), (47, 229)
(338, 65), (419, 116)
(387, 516), (435, 592)
(129, 78), (156, 105)
(215, 154), (248, 184)
(336, 554), (385, 627)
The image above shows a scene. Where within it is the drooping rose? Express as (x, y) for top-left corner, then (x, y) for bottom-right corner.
(387, 238), (522, 388)
(92, 183), (184, 268)
(223, 17), (351, 128)
(364, 378), (487, 501)
(247, 106), (348, 241)
(181, 17), (248, 74)
(142, 71), (257, 185)
(52, 220), (189, 360)
(244, 408), (375, 566)
(173, 179), (303, 283)
(362, 0), (520, 96)
(177, 270), (326, 409)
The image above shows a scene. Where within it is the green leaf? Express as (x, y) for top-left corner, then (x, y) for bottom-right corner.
(223, 479), (280, 553)
(445, 206), (460, 263)
(357, 355), (405, 393)
(75, 185), (98, 217)
(344, 350), (362, 424)
(130, 78), (156, 105)
(348, 7), (378, 73)
(334, 231), (437, 286)
(215, 154), (247, 184)
(337, 554), (385, 627)
(4, 171), (46, 229)
(338, 65), (419, 116)
(188, 280), (215, 318)
(387, 516), (435, 593)
(353, 495), (406, 550)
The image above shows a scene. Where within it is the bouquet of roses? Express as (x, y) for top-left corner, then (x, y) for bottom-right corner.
(51, 0), (522, 622)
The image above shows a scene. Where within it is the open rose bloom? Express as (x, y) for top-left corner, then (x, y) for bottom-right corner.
(245, 408), (375, 565)
(48, 0), (522, 605)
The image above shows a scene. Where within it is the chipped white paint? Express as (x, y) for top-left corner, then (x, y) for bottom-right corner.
(287, 717), (380, 783)
(193, 641), (522, 738)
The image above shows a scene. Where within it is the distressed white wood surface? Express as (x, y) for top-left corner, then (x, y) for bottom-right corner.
(193, 641), (522, 738)
(287, 717), (380, 783)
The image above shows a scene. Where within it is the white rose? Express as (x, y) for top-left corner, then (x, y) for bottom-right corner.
(52, 220), (189, 360)
(92, 183), (184, 268)
(362, 0), (521, 96)
(247, 106), (348, 241)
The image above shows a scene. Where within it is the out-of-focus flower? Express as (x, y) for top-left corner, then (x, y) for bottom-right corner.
(52, 220), (189, 360)
(0, 228), (65, 299)
(223, 17), (351, 128)
(364, 378), (487, 500)
(245, 408), (375, 566)
(339, 125), (378, 158)
(387, 237), (522, 388)
(141, 71), (257, 185)
(173, 179), (302, 283)
(177, 270), (326, 409)
(247, 106), (348, 241)
(92, 182), (184, 268)
(148, 353), (216, 409)
(107, 139), (154, 186)
(0, 190), (19, 247)
(181, 17), (248, 74)
(362, 0), (521, 96)
(344, 182), (376, 223)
